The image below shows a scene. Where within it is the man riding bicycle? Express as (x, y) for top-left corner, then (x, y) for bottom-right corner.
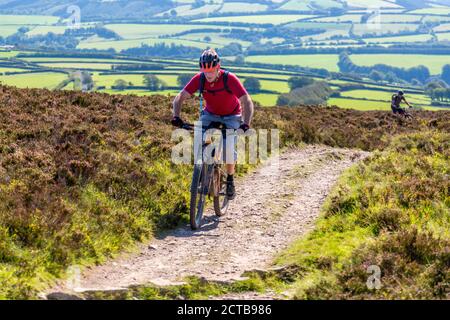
(391, 90), (412, 115)
(171, 48), (255, 200)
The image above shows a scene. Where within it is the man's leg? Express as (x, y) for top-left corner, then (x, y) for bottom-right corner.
(226, 164), (235, 175)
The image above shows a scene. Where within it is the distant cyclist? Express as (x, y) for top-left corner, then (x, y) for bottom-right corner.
(391, 90), (412, 115)
(171, 48), (255, 200)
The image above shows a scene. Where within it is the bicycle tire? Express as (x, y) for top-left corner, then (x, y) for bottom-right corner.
(190, 163), (212, 230)
(213, 164), (229, 217)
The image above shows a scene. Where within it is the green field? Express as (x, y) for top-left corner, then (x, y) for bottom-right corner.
(350, 54), (450, 74)
(352, 23), (418, 36)
(173, 33), (251, 48)
(0, 25), (22, 37)
(92, 73), (146, 87)
(98, 89), (179, 96)
(328, 97), (390, 110)
(0, 72), (68, 89)
(103, 24), (248, 40)
(246, 54), (340, 72)
(302, 29), (352, 42)
(26, 26), (68, 36)
(437, 32), (450, 42)
(312, 14), (422, 23)
(236, 73), (291, 80)
(434, 23), (450, 32)
(38, 63), (115, 70)
(340, 90), (432, 106)
(363, 34), (433, 44)
(77, 37), (215, 51)
(409, 7), (450, 15)
(0, 67), (28, 73)
(345, 0), (402, 9)
(0, 50), (20, 58)
(251, 93), (279, 106)
(21, 57), (146, 64)
(0, 14), (59, 25)
(194, 14), (316, 24)
(218, 2), (268, 13)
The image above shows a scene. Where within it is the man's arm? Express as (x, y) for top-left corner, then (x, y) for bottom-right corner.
(402, 97), (412, 107)
(172, 89), (191, 118)
(239, 94), (254, 126)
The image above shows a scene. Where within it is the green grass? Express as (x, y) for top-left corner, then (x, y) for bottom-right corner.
(80, 274), (285, 300)
(363, 34), (433, 44)
(311, 14), (363, 23)
(350, 54), (450, 75)
(258, 80), (290, 93)
(245, 54), (340, 72)
(175, 4), (221, 17)
(434, 23), (450, 32)
(194, 14), (316, 25)
(173, 33), (251, 48)
(285, 21), (351, 33)
(251, 93), (279, 107)
(0, 25), (22, 37)
(301, 29), (351, 41)
(312, 13), (419, 23)
(38, 63), (115, 70)
(328, 97), (445, 111)
(0, 67), (29, 73)
(352, 23), (418, 36)
(98, 89), (179, 97)
(424, 15), (450, 23)
(103, 24), (249, 40)
(340, 90), (432, 105)
(346, 0), (402, 9)
(236, 73), (291, 81)
(0, 15), (59, 25)
(218, 2), (268, 13)
(272, 131), (450, 299)
(0, 72), (68, 89)
(93, 74), (180, 89)
(20, 57), (145, 64)
(328, 97), (389, 110)
(409, 7), (450, 15)
(77, 37), (213, 51)
(26, 26), (68, 36)
(437, 32), (450, 42)
(277, 0), (311, 11)
(0, 50), (21, 58)
(93, 73), (146, 87)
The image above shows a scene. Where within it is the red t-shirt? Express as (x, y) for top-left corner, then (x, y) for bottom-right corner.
(183, 70), (248, 116)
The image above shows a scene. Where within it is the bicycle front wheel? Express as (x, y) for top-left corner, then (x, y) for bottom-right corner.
(190, 163), (212, 230)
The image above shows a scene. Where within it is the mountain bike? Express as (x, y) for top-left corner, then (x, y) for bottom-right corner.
(392, 105), (414, 120)
(182, 121), (236, 230)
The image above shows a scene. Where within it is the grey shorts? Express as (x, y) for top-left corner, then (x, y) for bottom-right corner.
(200, 110), (242, 163)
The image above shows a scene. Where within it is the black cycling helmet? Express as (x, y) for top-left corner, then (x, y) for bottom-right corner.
(199, 48), (220, 72)
(398, 90), (404, 96)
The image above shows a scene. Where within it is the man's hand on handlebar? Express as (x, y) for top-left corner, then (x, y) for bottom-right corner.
(239, 123), (250, 132)
(171, 116), (184, 127)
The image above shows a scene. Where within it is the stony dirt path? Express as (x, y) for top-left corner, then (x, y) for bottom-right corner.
(47, 145), (369, 299)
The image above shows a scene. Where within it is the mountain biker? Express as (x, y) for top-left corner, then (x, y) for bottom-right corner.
(171, 48), (255, 200)
(391, 90), (412, 115)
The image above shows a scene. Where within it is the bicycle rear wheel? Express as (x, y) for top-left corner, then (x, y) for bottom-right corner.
(190, 163), (213, 230)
